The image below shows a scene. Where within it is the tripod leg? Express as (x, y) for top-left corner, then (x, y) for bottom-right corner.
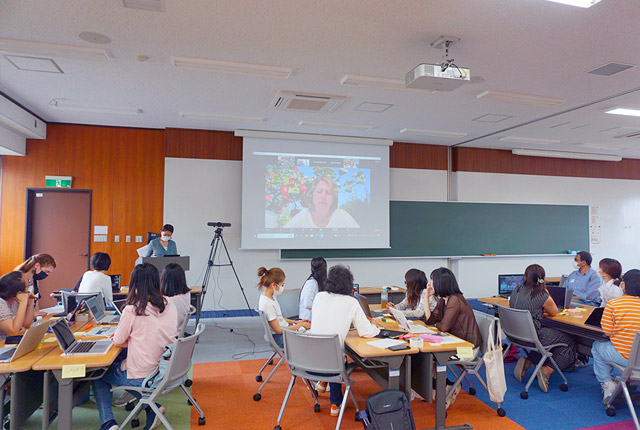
(219, 235), (253, 313)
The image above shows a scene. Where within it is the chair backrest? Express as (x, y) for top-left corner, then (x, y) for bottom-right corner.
(178, 305), (196, 338)
(282, 330), (345, 376)
(157, 323), (205, 392)
(496, 305), (543, 350)
(258, 310), (284, 354)
(278, 289), (301, 319)
(473, 310), (499, 355)
(621, 331), (640, 381)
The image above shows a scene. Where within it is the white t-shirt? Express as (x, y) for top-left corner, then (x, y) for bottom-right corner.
(284, 208), (359, 228)
(299, 278), (319, 320)
(78, 271), (113, 303)
(166, 292), (191, 332)
(599, 279), (624, 307)
(310, 292), (379, 344)
(259, 294), (288, 331)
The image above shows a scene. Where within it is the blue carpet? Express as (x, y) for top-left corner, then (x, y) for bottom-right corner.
(468, 353), (637, 430)
(199, 309), (258, 318)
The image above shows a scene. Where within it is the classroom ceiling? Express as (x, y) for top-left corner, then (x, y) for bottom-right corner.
(2, 0), (640, 159)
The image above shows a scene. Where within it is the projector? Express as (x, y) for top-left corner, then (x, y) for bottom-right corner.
(405, 63), (470, 92)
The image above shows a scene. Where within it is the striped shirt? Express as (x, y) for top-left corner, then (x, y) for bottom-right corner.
(601, 295), (640, 359)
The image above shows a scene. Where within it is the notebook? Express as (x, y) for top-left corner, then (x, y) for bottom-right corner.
(584, 307), (604, 328)
(387, 306), (432, 334)
(50, 318), (112, 355)
(354, 293), (383, 318)
(85, 296), (120, 324)
(547, 286), (574, 310)
(0, 320), (51, 363)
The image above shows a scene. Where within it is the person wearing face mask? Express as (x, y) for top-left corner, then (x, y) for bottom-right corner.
(146, 224), (178, 257)
(566, 250), (602, 306)
(598, 258), (623, 307)
(257, 266), (310, 349)
(14, 253), (56, 300)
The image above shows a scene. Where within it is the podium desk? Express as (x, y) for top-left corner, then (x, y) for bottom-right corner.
(135, 256), (190, 273)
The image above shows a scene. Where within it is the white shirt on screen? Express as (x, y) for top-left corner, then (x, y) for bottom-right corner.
(284, 208), (359, 228)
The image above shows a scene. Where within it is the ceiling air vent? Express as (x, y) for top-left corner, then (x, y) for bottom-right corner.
(587, 62), (636, 77)
(271, 90), (347, 113)
(122, 0), (165, 12)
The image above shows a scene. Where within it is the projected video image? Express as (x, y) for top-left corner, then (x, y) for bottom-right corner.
(265, 160), (369, 228)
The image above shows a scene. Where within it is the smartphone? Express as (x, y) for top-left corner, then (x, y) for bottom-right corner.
(352, 284), (360, 294)
(387, 343), (410, 351)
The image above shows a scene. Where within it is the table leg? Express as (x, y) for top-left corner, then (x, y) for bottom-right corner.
(42, 371), (50, 430)
(52, 370), (74, 430)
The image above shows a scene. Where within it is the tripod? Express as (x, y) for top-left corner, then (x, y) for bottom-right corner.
(198, 224), (252, 326)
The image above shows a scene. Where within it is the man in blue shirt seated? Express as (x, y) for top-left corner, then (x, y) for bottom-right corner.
(566, 250), (602, 307)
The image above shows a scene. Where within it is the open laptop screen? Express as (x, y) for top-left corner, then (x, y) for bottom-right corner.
(85, 296), (105, 320)
(498, 274), (524, 296)
(51, 318), (77, 351)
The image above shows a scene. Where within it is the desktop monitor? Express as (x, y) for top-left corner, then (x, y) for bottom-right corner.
(498, 274), (525, 296)
(109, 274), (121, 293)
(147, 232), (159, 244)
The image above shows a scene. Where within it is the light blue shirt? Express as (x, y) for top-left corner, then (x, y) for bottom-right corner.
(566, 267), (602, 305)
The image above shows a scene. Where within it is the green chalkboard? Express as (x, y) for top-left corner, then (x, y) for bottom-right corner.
(280, 201), (589, 259)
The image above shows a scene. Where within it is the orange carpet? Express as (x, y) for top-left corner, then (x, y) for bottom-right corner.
(190, 359), (525, 430)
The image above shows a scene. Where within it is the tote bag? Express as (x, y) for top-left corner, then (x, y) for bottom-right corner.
(483, 318), (507, 403)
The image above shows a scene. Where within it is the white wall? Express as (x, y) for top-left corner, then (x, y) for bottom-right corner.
(165, 158), (640, 310)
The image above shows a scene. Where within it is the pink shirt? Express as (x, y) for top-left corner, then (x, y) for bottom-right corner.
(113, 301), (178, 379)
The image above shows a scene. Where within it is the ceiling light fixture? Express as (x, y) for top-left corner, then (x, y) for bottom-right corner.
(171, 56), (291, 78)
(340, 74), (436, 93)
(477, 90), (566, 107)
(512, 148), (621, 162)
(499, 136), (560, 145)
(0, 38), (111, 61)
(180, 112), (263, 123)
(48, 99), (141, 115)
(604, 107), (640, 117)
(544, 0), (603, 8)
(298, 120), (373, 131)
(399, 128), (467, 138)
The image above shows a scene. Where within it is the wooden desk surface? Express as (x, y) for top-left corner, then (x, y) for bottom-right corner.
(478, 296), (603, 333)
(359, 286), (405, 295)
(32, 342), (121, 371)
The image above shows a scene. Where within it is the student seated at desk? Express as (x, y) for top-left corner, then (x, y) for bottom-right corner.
(387, 268), (437, 319)
(567, 250), (602, 306)
(92, 263), (178, 430)
(598, 258), (623, 307)
(0, 271), (36, 341)
(257, 267), (310, 349)
(161, 263), (191, 333)
(310, 265), (380, 416)
(593, 269), (640, 403)
(299, 257), (327, 321)
(509, 264), (577, 393)
(78, 252), (113, 304)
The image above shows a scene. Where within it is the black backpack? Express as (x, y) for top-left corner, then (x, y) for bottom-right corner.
(364, 390), (416, 430)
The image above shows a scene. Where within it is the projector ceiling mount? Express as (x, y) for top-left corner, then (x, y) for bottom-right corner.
(404, 34), (470, 91)
(431, 36), (461, 73)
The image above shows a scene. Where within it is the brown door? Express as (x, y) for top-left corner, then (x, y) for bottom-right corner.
(26, 189), (91, 308)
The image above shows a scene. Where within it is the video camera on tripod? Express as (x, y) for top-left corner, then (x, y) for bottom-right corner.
(207, 222), (231, 228)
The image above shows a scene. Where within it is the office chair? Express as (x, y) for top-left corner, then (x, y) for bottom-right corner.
(446, 310), (506, 416)
(497, 305), (569, 399)
(275, 330), (360, 430)
(604, 332), (640, 429)
(114, 323), (207, 429)
(254, 310), (288, 401)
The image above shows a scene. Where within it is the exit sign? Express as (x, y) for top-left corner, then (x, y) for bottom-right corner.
(45, 176), (72, 188)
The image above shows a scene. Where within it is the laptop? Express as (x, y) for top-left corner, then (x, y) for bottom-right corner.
(559, 275), (569, 288)
(112, 299), (128, 315)
(85, 296), (120, 324)
(498, 274), (524, 298)
(584, 307), (604, 328)
(355, 293), (383, 318)
(109, 274), (121, 293)
(387, 306), (432, 334)
(61, 291), (104, 315)
(50, 317), (113, 355)
(0, 320), (51, 363)
(547, 286), (574, 310)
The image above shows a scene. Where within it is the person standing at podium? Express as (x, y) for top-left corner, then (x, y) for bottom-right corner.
(147, 224), (178, 257)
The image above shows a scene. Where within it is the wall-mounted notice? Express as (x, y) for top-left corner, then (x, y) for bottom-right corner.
(590, 206), (600, 245)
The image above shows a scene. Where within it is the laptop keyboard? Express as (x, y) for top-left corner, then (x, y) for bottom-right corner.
(69, 341), (95, 354)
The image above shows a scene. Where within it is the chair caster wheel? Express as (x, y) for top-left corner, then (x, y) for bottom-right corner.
(606, 406), (616, 416)
(520, 391), (528, 399)
(314, 404), (320, 412)
(198, 417), (206, 425)
(268, 359), (274, 365)
(184, 378), (193, 387)
(131, 418), (140, 428)
(187, 399), (194, 406)
(468, 387), (476, 395)
(125, 402), (135, 411)
(253, 393), (261, 401)
(560, 384), (568, 392)
(256, 375), (263, 382)
(497, 408), (506, 417)
(274, 426), (281, 430)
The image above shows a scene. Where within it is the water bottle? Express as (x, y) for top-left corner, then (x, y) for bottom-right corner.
(380, 286), (388, 308)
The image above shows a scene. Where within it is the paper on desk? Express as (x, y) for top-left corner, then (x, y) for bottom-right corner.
(420, 334), (443, 343)
(437, 335), (464, 345)
(367, 339), (406, 349)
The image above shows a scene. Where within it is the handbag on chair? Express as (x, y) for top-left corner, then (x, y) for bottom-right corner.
(483, 319), (507, 403)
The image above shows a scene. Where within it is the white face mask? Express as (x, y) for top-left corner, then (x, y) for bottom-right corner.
(573, 261), (580, 270)
(161, 235), (172, 241)
(274, 283), (284, 296)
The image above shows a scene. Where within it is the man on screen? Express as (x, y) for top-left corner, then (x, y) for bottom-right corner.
(285, 176), (359, 228)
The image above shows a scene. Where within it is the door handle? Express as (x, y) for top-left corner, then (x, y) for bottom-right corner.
(80, 253), (89, 257)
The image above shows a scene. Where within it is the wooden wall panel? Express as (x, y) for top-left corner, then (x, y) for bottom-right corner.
(0, 124), (165, 286)
(453, 147), (640, 180)
(165, 128), (242, 160)
(390, 141), (448, 170)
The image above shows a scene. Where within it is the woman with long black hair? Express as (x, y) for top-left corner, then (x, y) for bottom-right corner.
(299, 257), (327, 320)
